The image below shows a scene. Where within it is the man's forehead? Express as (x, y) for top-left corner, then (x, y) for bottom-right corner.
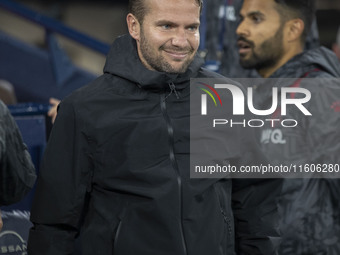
(146, 0), (200, 14)
(241, 0), (277, 15)
(144, 0), (200, 23)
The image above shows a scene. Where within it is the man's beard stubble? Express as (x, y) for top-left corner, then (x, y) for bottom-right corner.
(238, 25), (285, 72)
(139, 28), (195, 74)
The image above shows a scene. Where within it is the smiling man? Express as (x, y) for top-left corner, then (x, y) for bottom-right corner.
(128, 0), (200, 74)
(27, 0), (283, 254)
(236, 0), (340, 254)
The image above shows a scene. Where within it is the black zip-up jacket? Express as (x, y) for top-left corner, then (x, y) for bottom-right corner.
(28, 34), (282, 255)
(0, 100), (36, 206)
(252, 47), (340, 254)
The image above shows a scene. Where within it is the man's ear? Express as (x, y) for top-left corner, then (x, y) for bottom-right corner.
(127, 13), (140, 41)
(286, 18), (305, 42)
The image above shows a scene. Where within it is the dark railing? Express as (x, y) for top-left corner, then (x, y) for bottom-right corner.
(0, 0), (111, 55)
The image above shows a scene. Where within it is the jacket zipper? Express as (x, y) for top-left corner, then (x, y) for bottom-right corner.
(113, 220), (122, 253)
(215, 183), (234, 254)
(160, 85), (188, 255)
(165, 82), (180, 100)
(220, 209), (232, 235)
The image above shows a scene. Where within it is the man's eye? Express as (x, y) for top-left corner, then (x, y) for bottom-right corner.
(161, 24), (171, 29)
(188, 26), (198, 32)
(252, 16), (262, 23)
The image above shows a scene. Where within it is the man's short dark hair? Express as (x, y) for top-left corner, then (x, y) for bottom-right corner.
(274, 0), (316, 42)
(128, 0), (203, 24)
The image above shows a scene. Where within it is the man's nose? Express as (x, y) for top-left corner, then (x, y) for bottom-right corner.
(171, 29), (189, 48)
(236, 20), (250, 37)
